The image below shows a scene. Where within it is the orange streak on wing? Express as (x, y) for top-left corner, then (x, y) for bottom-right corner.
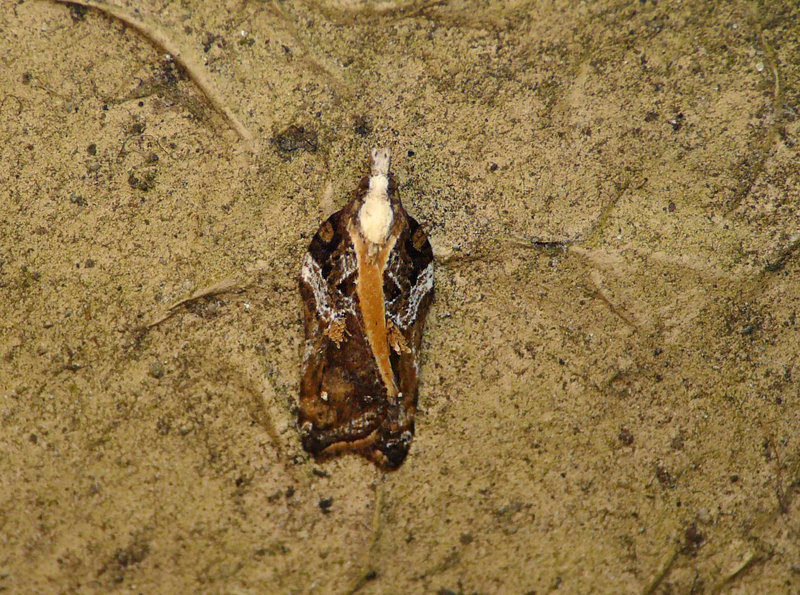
(349, 224), (399, 397)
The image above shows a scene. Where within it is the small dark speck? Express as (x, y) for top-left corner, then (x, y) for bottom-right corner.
(285, 485), (295, 498)
(669, 113), (684, 131)
(353, 114), (372, 136)
(319, 497), (333, 513)
(618, 427), (634, 446)
(653, 347), (663, 356)
(407, 149), (415, 157)
(668, 202), (676, 212)
(69, 5), (88, 21)
(489, 163), (498, 172)
(87, 143), (97, 156)
(730, 474), (739, 483)
(70, 194), (87, 207)
(29, 433), (38, 444)
(138, 101), (144, 107)
(684, 522), (704, 552)
(656, 464), (674, 488)
(156, 418), (170, 435)
(128, 170), (156, 191)
(365, 569), (377, 580)
(148, 361), (165, 379)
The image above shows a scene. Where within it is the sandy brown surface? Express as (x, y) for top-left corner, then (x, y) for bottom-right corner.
(1, 0), (799, 592)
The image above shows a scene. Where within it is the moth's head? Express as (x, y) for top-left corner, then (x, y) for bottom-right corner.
(370, 147), (391, 177)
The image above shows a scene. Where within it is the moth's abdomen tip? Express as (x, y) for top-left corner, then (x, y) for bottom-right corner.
(376, 429), (414, 469)
(378, 441), (410, 470)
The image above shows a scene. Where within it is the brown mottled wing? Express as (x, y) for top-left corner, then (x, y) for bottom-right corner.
(298, 205), (390, 463)
(379, 211), (434, 466)
(385, 213), (435, 340)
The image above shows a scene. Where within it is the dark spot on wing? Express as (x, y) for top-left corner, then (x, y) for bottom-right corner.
(318, 221), (334, 243)
(308, 212), (344, 267)
(337, 274), (356, 296)
(405, 217), (432, 261)
(402, 217), (433, 288)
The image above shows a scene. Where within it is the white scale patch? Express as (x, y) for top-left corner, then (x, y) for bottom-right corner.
(392, 261), (434, 329)
(301, 252), (358, 328)
(340, 252), (357, 279)
(336, 253), (357, 314)
(301, 253), (338, 323)
(301, 339), (316, 364)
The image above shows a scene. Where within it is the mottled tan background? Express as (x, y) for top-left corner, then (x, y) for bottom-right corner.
(1, 0), (799, 592)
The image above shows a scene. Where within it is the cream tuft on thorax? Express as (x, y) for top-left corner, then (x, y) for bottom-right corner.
(358, 148), (393, 245)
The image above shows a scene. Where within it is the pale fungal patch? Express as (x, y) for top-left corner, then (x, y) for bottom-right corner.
(359, 147), (393, 245)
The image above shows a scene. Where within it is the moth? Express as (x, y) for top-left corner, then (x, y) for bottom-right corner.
(298, 148), (434, 469)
